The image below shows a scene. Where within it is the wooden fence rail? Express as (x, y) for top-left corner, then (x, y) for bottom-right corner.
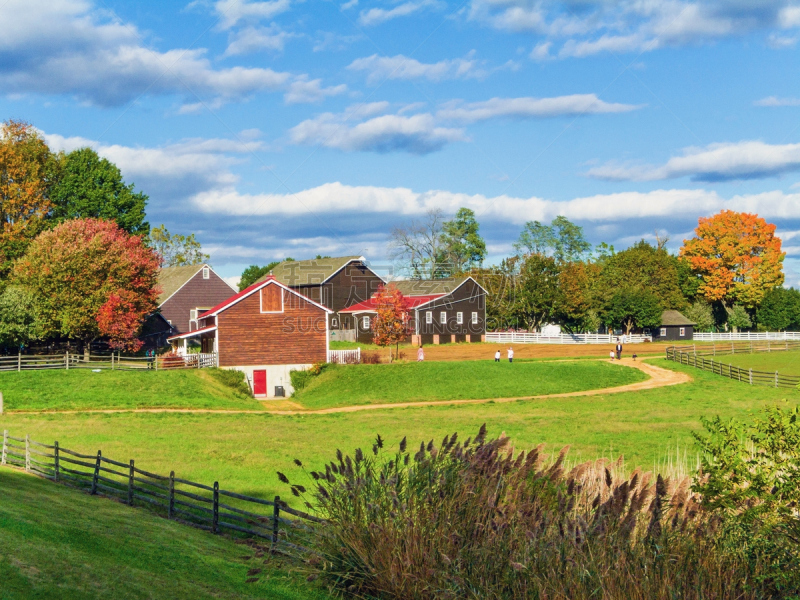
(0, 352), (217, 372)
(0, 432), (319, 555)
(665, 344), (800, 389)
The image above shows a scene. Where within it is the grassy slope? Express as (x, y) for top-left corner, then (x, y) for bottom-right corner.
(292, 360), (648, 409)
(0, 369), (262, 411)
(0, 469), (327, 600)
(2, 359), (798, 504)
(712, 349), (800, 376)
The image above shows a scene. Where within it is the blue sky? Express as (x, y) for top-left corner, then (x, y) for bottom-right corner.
(3, 0), (800, 285)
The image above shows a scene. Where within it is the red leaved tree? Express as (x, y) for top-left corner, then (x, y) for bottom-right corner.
(13, 218), (161, 353)
(371, 284), (411, 362)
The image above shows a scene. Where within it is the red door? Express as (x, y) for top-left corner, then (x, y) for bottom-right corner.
(253, 370), (267, 397)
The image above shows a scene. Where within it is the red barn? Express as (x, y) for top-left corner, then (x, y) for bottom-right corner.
(168, 276), (331, 398)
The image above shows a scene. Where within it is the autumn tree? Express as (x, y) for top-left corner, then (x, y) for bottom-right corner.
(0, 120), (58, 276)
(50, 147), (149, 235)
(149, 224), (209, 267)
(557, 261), (602, 333)
(12, 218), (160, 352)
(680, 210), (785, 308)
(370, 284), (410, 361)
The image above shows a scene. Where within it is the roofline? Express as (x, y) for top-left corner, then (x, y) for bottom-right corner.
(320, 256), (384, 285)
(406, 277), (486, 310)
(168, 325), (217, 341)
(203, 277), (333, 318)
(158, 264), (234, 307)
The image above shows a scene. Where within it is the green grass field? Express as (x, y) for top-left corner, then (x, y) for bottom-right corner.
(2, 360), (798, 505)
(0, 369), (262, 412)
(0, 469), (327, 600)
(712, 349), (800, 376)
(292, 360), (647, 409)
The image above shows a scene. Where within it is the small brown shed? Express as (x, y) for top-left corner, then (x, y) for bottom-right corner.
(652, 310), (695, 341)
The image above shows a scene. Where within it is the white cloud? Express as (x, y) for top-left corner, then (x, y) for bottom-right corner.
(290, 109), (468, 154)
(223, 25), (296, 55)
(588, 140), (800, 182)
(779, 5), (800, 28)
(284, 76), (348, 104)
(213, 0), (291, 30)
(358, 0), (438, 26)
(530, 41), (552, 60)
(347, 53), (485, 85)
(437, 94), (643, 123)
(754, 96), (800, 107)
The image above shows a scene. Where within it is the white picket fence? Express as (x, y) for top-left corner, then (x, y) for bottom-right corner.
(328, 348), (361, 364)
(485, 332), (652, 344)
(693, 331), (800, 341)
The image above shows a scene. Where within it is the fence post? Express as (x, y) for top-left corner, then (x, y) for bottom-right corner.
(271, 495), (281, 553)
(17, 351), (21, 372)
(212, 481), (219, 533)
(91, 451), (101, 495)
(65, 351), (69, 371)
(25, 434), (30, 472)
(749, 369), (753, 385)
(0, 392), (3, 415)
(169, 471), (175, 519)
(54, 442), (60, 482)
(128, 460), (134, 505)
(1, 430), (7, 465)
(111, 353), (114, 370)
(775, 371), (779, 388)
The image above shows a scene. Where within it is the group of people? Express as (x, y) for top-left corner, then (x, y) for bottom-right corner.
(494, 348), (513, 363)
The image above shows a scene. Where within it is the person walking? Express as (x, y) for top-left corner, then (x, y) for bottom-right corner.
(417, 346), (424, 362)
(609, 350), (615, 362)
(615, 339), (623, 360)
(508, 347), (514, 363)
(494, 349), (501, 362)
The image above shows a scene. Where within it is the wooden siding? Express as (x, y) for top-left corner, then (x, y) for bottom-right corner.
(652, 324), (694, 342)
(160, 269), (235, 334)
(216, 287), (327, 367)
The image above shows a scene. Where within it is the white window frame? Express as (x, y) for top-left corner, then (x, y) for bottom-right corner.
(440, 311), (447, 325)
(259, 286), (285, 314)
(679, 327), (685, 337)
(425, 311), (432, 324)
(202, 266), (210, 279)
(331, 317), (338, 328)
(456, 312), (463, 325)
(472, 312), (478, 325)
(190, 309), (197, 321)
(363, 316), (370, 329)
(660, 327), (667, 337)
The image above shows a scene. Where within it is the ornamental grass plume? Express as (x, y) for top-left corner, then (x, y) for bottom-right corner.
(281, 424), (800, 600)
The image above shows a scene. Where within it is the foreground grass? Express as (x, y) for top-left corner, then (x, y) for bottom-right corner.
(292, 360), (647, 409)
(0, 369), (262, 411)
(2, 360), (797, 505)
(0, 469), (327, 600)
(713, 349), (800, 376)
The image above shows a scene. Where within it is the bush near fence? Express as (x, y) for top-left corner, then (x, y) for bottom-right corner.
(0, 431), (320, 556)
(665, 341), (800, 389)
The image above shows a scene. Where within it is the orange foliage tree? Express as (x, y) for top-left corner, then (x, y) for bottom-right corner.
(680, 210), (784, 308)
(0, 120), (57, 275)
(370, 284), (411, 361)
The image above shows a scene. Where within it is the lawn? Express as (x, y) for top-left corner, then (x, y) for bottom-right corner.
(0, 368), (263, 412)
(2, 360), (797, 506)
(292, 360), (647, 409)
(710, 349), (800, 376)
(0, 468), (328, 600)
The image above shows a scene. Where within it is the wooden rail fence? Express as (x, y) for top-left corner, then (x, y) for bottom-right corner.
(0, 352), (217, 372)
(0, 432), (320, 555)
(665, 342), (800, 389)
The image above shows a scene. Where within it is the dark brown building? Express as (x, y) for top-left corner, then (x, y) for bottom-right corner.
(256, 256), (384, 341)
(340, 276), (487, 345)
(651, 310), (695, 341)
(168, 276), (331, 398)
(157, 264), (237, 335)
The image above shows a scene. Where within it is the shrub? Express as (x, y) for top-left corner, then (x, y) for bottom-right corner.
(360, 351), (381, 364)
(290, 362), (327, 393)
(205, 368), (251, 397)
(281, 425), (799, 599)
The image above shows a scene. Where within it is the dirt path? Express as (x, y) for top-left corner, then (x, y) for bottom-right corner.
(5, 359), (690, 416)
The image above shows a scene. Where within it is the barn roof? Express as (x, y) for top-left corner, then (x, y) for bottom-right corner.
(340, 294), (445, 314)
(157, 264), (210, 305)
(200, 276), (333, 318)
(661, 310), (695, 326)
(255, 256), (373, 287)
(389, 275), (486, 297)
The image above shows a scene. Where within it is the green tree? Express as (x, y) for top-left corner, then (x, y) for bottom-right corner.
(684, 300), (715, 332)
(605, 289), (662, 335)
(726, 304), (752, 332)
(440, 208), (486, 274)
(557, 261), (603, 333)
(50, 148), (149, 235)
(149, 225), (209, 267)
(513, 253), (562, 331)
(239, 261), (283, 291)
(0, 285), (45, 347)
(757, 287), (800, 331)
(514, 216), (590, 263)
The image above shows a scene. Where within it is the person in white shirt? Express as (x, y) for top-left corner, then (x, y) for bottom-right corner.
(494, 350), (501, 362)
(508, 347), (514, 363)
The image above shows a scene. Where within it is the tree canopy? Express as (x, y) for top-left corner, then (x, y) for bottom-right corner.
(239, 261), (283, 291)
(514, 216), (590, 263)
(149, 225), (209, 268)
(50, 147), (149, 235)
(371, 284), (410, 360)
(440, 208), (486, 273)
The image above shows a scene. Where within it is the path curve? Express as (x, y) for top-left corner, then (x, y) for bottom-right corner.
(5, 359), (690, 416)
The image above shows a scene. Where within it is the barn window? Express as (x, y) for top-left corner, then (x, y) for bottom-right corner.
(456, 312), (463, 324)
(679, 327), (685, 337)
(202, 266), (210, 279)
(363, 316), (370, 329)
(426, 311), (432, 324)
(331, 318), (338, 328)
(440, 312), (446, 324)
(260, 284), (284, 313)
(472, 312), (478, 325)
(190, 309), (197, 321)
(660, 328), (667, 337)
